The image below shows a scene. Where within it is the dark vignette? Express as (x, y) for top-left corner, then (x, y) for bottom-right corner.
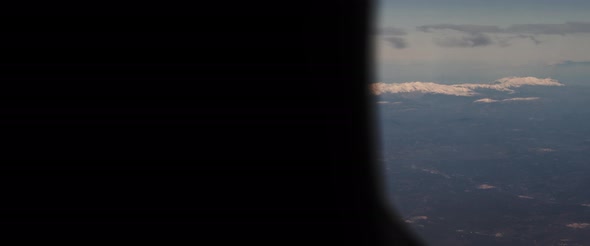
(0, 1), (423, 244)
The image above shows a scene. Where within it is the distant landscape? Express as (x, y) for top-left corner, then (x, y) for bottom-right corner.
(376, 82), (590, 245)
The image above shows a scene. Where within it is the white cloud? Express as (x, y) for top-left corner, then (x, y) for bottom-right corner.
(474, 97), (540, 103)
(458, 77), (563, 93)
(372, 76), (564, 96)
(474, 98), (499, 103)
(536, 148), (556, 152)
(477, 184), (496, 189)
(566, 223), (590, 229)
(371, 81), (476, 96)
(503, 97), (540, 101)
(404, 216), (428, 224)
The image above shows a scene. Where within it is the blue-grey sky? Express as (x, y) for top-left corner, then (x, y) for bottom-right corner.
(375, 0), (590, 85)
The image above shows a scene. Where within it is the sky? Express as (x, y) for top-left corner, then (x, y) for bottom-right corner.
(374, 0), (590, 85)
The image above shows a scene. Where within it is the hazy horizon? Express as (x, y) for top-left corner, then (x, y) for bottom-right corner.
(375, 0), (590, 86)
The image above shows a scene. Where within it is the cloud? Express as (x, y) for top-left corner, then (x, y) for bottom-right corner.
(434, 33), (494, 47)
(535, 148), (556, 152)
(372, 76), (564, 96)
(372, 81), (477, 96)
(474, 98), (499, 103)
(553, 60), (590, 67)
(380, 26), (408, 36)
(477, 184), (496, 189)
(495, 76), (562, 87)
(474, 97), (540, 103)
(379, 26), (408, 49)
(404, 216), (428, 224)
(417, 24), (503, 34)
(504, 97), (540, 101)
(516, 34), (541, 45)
(458, 77), (563, 93)
(566, 223), (590, 229)
(384, 37), (408, 49)
(417, 21), (590, 47)
(418, 24), (500, 47)
(418, 22), (590, 35)
(419, 167), (451, 179)
(506, 22), (590, 35)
